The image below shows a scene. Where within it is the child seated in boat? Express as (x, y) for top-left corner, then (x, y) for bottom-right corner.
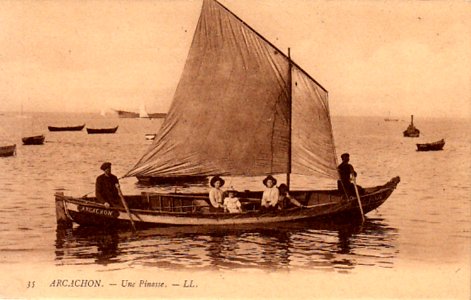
(223, 190), (242, 213)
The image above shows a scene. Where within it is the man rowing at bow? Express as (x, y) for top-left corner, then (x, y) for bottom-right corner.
(337, 153), (364, 196)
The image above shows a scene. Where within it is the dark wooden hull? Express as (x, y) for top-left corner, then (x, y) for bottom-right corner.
(22, 135), (45, 145)
(86, 126), (118, 134)
(147, 113), (167, 119)
(0, 144), (16, 157)
(114, 109), (139, 118)
(416, 139), (445, 151)
(403, 129), (420, 137)
(48, 124), (85, 132)
(55, 177), (400, 228)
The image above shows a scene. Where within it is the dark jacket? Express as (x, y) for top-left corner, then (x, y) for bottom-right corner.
(338, 161), (356, 186)
(96, 173), (120, 206)
(337, 162), (364, 196)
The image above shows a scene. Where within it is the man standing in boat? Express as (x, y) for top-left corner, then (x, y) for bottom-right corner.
(337, 153), (364, 196)
(96, 162), (121, 208)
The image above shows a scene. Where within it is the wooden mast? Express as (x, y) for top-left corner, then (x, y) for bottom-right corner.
(287, 47), (292, 189)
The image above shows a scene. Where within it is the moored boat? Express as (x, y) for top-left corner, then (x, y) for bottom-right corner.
(22, 134), (45, 145)
(48, 124), (85, 132)
(55, 0), (400, 229)
(114, 109), (167, 119)
(416, 139), (445, 151)
(145, 133), (157, 140)
(403, 115), (420, 137)
(0, 144), (16, 157)
(86, 126), (119, 134)
(113, 109), (139, 118)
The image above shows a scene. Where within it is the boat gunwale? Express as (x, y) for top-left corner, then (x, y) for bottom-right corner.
(56, 176), (399, 217)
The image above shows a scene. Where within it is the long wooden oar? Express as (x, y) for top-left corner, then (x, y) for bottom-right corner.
(116, 184), (137, 232)
(352, 177), (365, 222)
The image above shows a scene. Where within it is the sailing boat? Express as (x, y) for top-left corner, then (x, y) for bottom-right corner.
(20, 105), (45, 145)
(113, 106), (167, 119)
(384, 111), (399, 122)
(139, 104), (149, 118)
(403, 115), (420, 137)
(55, 0), (400, 228)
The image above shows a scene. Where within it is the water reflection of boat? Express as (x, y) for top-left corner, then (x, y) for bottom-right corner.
(55, 0), (400, 228)
(54, 217), (397, 271)
(55, 227), (120, 266)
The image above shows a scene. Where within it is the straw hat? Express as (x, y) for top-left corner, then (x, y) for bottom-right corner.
(262, 175), (277, 186)
(210, 176), (225, 187)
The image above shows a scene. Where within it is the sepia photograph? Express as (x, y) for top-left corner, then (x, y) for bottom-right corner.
(0, 0), (470, 298)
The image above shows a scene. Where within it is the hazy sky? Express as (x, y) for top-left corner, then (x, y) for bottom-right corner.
(0, 0), (470, 118)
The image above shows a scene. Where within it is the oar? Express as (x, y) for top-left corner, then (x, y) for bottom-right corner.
(116, 184), (137, 232)
(352, 176), (365, 222)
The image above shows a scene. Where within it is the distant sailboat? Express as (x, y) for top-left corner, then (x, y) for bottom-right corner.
(139, 105), (149, 118)
(384, 111), (399, 122)
(21, 105), (45, 145)
(403, 115), (420, 137)
(0, 144), (16, 157)
(113, 107), (167, 119)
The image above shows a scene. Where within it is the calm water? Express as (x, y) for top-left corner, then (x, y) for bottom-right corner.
(0, 113), (470, 279)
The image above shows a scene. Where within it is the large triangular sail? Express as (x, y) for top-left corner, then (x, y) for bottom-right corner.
(125, 0), (338, 180)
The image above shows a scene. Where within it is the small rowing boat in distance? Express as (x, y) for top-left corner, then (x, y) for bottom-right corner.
(22, 134), (45, 145)
(145, 133), (157, 140)
(48, 124), (85, 132)
(416, 139), (445, 151)
(86, 126), (119, 134)
(0, 144), (16, 157)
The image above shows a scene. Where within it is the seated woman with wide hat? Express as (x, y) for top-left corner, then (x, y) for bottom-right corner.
(209, 176), (225, 209)
(260, 175), (279, 209)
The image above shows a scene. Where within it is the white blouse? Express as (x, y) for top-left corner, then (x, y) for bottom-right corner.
(209, 188), (224, 208)
(261, 186), (279, 207)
